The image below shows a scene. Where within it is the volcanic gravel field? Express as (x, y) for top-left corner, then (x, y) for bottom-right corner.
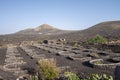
(0, 44), (118, 80)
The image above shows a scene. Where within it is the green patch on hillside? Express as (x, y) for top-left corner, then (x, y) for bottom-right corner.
(87, 35), (107, 44)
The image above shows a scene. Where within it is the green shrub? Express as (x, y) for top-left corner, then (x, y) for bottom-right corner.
(38, 58), (60, 80)
(64, 72), (80, 80)
(64, 72), (113, 80)
(73, 42), (79, 47)
(63, 41), (67, 45)
(91, 53), (99, 58)
(87, 35), (107, 44)
(88, 74), (113, 80)
(32, 75), (39, 80)
(38, 40), (42, 44)
(94, 61), (102, 64)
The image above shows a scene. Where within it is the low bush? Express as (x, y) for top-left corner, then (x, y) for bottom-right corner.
(94, 61), (102, 64)
(38, 40), (43, 44)
(63, 41), (67, 45)
(73, 42), (79, 47)
(87, 35), (107, 44)
(88, 74), (113, 80)
(38, 58), (60, 80)
(91, 53), (99, 58)
(32, 75), (39, 80)
(64, 72), (80, 80)
(64, 72), (113, 80)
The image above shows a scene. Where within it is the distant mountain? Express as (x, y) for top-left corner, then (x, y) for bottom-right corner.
(54, 21), (120, 41)
(0, 21), (120, 44)
(16, 24), (71, 35)
(83, 21), (120, 37)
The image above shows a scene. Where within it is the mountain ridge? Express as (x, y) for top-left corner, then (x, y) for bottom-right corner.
(50, 21), (120, 41)
(15, 24), (69, 35)
(0, 21), (120, 44)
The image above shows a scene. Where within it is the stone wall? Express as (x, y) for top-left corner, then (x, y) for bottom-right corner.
(89, 59), (120, 70)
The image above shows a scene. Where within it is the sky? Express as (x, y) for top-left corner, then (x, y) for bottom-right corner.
(0, 0), (120, 34)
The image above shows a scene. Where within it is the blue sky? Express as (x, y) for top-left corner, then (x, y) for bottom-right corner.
(0, 0), (120, 34)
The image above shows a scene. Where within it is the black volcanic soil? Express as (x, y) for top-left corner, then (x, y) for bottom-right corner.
(0, 46), (115, 80)
(17, 47), (38, 70)
(0, 48), (17, 80)
(30, 46), (115, 78)
(0, 48), (6, 65)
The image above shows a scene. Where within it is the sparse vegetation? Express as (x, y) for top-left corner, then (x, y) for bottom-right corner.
(94, 61), (102, 64)
(38, 58), (60, 80)
(92, 53), (99, 58)
(94, 54), (99, 58)
(64, 71), (80, 80)
(88, 53), (99, 58)
(87, 74), (113, 80)
(73, 42), (79, 47)
(63, 41), (67, 45)
(87, 35), (107, 44)
(32, 75), (39, 80)
(64, 72), (113, 80)
(38, 40), (43, 44)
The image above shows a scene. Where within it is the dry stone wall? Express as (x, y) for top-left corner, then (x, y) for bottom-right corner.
(3, 45), (27, 76)
(89, 59), (120, 70)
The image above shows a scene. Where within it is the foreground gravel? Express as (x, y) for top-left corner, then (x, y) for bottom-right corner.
(0, 46), (115, 80)
(31, 46), (115, 78)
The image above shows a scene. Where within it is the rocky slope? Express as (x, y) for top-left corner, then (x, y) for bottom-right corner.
(0, 21), (120, 44)
(53, 21), (120, 41)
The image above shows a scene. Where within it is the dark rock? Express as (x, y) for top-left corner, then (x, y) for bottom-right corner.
(0, 76), (3, 80)
(43, 40), (48, 44)
(109, 45), (120, 53)
(115, 66), (120, 80)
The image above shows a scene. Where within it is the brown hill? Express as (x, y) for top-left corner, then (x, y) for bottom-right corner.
(82, 21), (120, 37)
(0, 21), (120, 44)
(0, 24), (73, 44)
(51, 21), (120, 41)
(16, 24), (71, 35)
(34, 24), (57, 31)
